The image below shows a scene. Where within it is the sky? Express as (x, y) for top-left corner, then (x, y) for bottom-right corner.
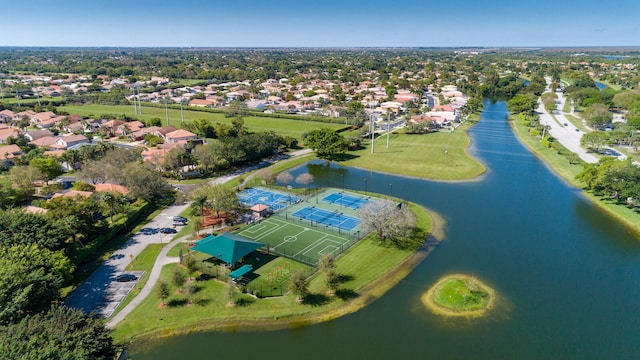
(2, 0), (639, 48)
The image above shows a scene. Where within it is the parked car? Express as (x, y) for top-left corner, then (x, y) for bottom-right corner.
(160, 227), (177, 234)
(172, 216), (188, 226)
(115, 273), (137, 282)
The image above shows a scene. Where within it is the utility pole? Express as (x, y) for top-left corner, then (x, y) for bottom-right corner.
(35, 87), (41, 106)
(132, 86), (138, 115)
(137, 86), (142, 114)
(386, 111), (391, 149)
(180, 99), (185, 125)
(165, 96), (169, 126)
(15, 89), (21, 107)
(370, 103), (374, 154)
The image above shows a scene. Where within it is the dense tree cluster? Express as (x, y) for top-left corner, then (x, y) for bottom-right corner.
(577, 158), (640, 206)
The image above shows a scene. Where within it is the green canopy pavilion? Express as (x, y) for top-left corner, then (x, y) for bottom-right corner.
(191, 233), (264, 268)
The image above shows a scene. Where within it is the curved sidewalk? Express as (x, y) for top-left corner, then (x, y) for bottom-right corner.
(106, 235), (186, 328)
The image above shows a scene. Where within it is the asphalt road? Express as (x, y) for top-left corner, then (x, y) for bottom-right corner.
(537, 84), (599, 163)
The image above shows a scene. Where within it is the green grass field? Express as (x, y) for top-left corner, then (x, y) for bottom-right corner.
(341, 123), (486, 180)
(433, 278), (489, 311)
(59, 104), (345, 141)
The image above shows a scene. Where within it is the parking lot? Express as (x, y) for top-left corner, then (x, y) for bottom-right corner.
(92, 271), (145, 318)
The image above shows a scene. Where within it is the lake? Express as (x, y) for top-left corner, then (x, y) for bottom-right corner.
(130, 100), (640, 359)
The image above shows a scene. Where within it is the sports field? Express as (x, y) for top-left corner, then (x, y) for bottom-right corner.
(236, 187), (373, 265)
(238, 187), (300, 211)
(237, 217), (356, 265)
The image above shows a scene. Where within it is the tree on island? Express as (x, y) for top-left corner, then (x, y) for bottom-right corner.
(303, 128), (348, 161)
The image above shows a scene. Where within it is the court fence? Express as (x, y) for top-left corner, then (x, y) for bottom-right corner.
(265, 211), (372, 267)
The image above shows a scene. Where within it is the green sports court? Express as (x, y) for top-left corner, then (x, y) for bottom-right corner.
(236, 188), (372, 265)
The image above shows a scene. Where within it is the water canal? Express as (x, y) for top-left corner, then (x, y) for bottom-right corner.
(130, 100), (640, 359)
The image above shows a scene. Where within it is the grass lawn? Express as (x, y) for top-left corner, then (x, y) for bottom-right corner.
(562, 99), (571, 113)
(510, 116), (584, 187)
(564, 114), (589, 133)
(59, 104), (345, 141)
(432, 278), (489, 311)
(111, 202), (433, 343)
(339, 122), (485, 180)
(512, 114), (640, 234)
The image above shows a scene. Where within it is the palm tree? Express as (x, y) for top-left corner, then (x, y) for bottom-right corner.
(101, 192), (117, 225)
(190, 194), (208, 223)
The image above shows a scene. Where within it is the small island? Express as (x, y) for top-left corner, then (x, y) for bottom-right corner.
(422, 274), (494, 317)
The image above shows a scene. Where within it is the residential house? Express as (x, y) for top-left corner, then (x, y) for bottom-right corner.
(94, 183), (130, 195)
(100, 119), (125, 137)
(0, 128), (21, 144)
(189, 99), (217, 108)
(0, 109), (16, 123)
(165, 129), (198, 144)
(24, 129), (54, 142)
(154, 126), (177, 140)
(141, 148), (169, 166)
(56, 134), (90, 149)
(37, 115), (67, 129)
(30, 111), (56, 127)
(0, 144), (23, 167)
(117, 120), (144, 137)
(51, 190), (93, 199)
(29, 135), (59, 149)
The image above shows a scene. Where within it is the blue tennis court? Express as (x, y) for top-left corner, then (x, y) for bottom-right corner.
(322, 192), (369, 210)
(291, 206), (361, 231)
(238, 188), (300, 211)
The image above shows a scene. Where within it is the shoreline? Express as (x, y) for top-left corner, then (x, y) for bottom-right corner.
(508, 115), (640, 236)
(421, 273), (495, 318)
(120, 206), (444, 344)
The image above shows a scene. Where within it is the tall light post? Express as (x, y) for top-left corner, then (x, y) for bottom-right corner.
(165, 96), (170, 126)
(386, 111), (390, 149)
(180, 99), (185, 125)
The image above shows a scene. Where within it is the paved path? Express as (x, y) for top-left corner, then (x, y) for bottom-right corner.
(106, 236), (185, 328)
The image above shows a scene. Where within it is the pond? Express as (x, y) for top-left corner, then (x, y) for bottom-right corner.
(130, 100), (640, 359)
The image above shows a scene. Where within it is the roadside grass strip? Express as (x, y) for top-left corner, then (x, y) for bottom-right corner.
(238, 187), (301, 211)
(321, 191), (370, 210)
(237, 217), (350, 264)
